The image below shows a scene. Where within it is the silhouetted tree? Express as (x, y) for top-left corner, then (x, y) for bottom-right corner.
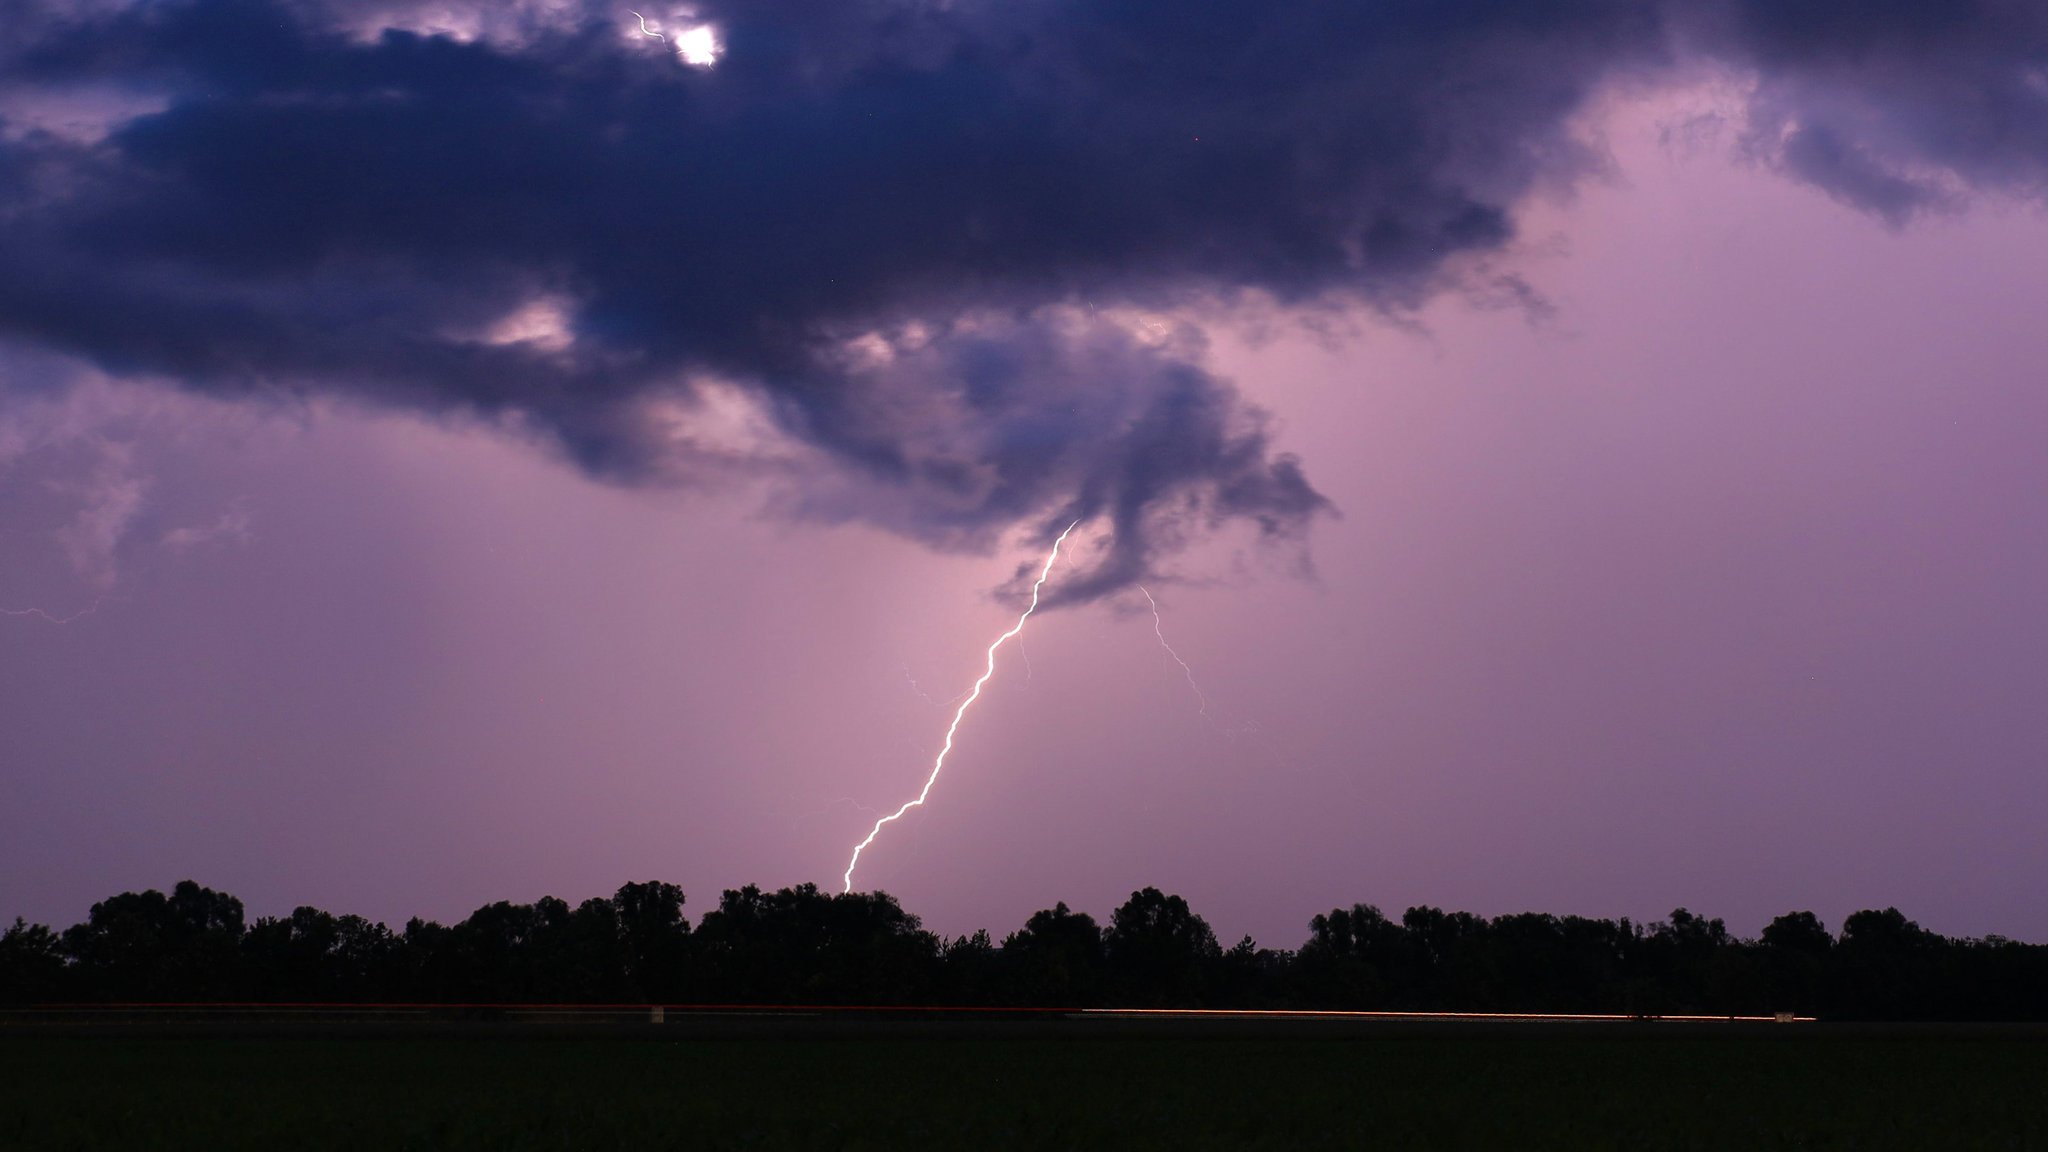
(1949, 934), (2048, 1021)
(59, 881), (245, 1001)
(1105, 888), (1221, 1005)
(242, 907), (400, 1001)
(1000, 902), (1107, 1006)
(1834, 907), (1941, 1019)
(1215, 936), (1292, 1008)
(611, 881), (689, 1000)
(1626, 909), (1734, 1014)
(1760, 911), (1831, 1016)
(938, 929), (1002, 1004)
(11, 878), (2048, 1019)
(445, 899), (549, 1001)
(549, 897), (629, 1001)
(1299, 904), (1402, 1008)
(0, 919), (66, 1004)
(693, 884), (940, 1004)
(1478, 913), (1633, 1014)
(1399, 906), (1489, 1009)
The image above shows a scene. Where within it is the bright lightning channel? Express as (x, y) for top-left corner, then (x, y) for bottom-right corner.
(629, 10), (665, 41)
(1139, 585), (1210, 720)
(842, 520), (1079, 893)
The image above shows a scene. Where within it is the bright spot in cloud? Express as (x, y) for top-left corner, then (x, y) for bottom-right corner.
(481, 297), (575, 352)
(647, 379), (795, 470)
(675, 24), (721, 67)
(624, 9), (720, 67)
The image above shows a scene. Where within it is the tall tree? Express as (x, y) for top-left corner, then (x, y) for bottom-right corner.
(0, 919), (66, 1004)
(1105, 888), (1221, 1006)
(60, 881), (245, 1001)
(1001, 903), (1107, 1007)
(693, 884), (940, 1004)
(612, 882), (690, 1001)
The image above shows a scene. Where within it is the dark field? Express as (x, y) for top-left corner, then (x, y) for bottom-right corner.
(3, 1018), (2046, 1150)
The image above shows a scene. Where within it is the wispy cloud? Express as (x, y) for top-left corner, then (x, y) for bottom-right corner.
(161, 498), (252, 551)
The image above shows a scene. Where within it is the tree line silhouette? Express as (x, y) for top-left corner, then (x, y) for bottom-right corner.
(4, 881), (2044, 1019)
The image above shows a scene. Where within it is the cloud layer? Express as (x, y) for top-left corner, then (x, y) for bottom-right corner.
(1, 0), (2044, 595)
(1675, 0), (2048, 221)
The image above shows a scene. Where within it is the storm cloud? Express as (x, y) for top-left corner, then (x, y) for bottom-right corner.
(1, 0), (2043, 595)
(1676, 0), (2048, 222)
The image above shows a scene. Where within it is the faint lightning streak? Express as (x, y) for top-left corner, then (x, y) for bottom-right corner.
(791, 795), (883, 830)
(2, 597), (104, 625)
(842, 521), (1079, 893)
(1139, 585), (1210, 720)
(901, 664), (941, 707)
(901, 665), (969, 711)
(629, 10), (665, 41)
(901, 665), (969, 710)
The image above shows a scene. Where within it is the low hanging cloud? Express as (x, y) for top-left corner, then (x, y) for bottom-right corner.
(0, 0), (2043, 598)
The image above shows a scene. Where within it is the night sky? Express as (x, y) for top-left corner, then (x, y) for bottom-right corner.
(4, 0), (2047, 948)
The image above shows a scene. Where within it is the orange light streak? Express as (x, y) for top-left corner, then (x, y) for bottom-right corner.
(1080, 1008), (1815, 1022)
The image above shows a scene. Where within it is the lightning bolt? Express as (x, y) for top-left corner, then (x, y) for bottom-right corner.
(629, 10), (665, 41)
(2, 597), (104, 625)
(842, 521), (1079, 893)
(1139, 585), (1210, 720)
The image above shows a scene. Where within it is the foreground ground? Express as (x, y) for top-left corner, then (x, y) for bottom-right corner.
(2, 1017), (2044, 1150)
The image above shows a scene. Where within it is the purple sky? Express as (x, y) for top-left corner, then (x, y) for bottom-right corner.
(5, 5), (2048, 948)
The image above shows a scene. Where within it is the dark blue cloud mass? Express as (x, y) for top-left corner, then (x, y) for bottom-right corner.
(1673, 0), (2048, 223)
(0, 0), (2043, 597)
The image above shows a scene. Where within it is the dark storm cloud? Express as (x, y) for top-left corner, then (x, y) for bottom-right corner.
(0, 0), (2042, 594)
(779, 312), (1325, 604)
(1676, 0), (2048, 221)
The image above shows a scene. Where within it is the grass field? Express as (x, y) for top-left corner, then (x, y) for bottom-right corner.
(3, 1021), (2045, 1150)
